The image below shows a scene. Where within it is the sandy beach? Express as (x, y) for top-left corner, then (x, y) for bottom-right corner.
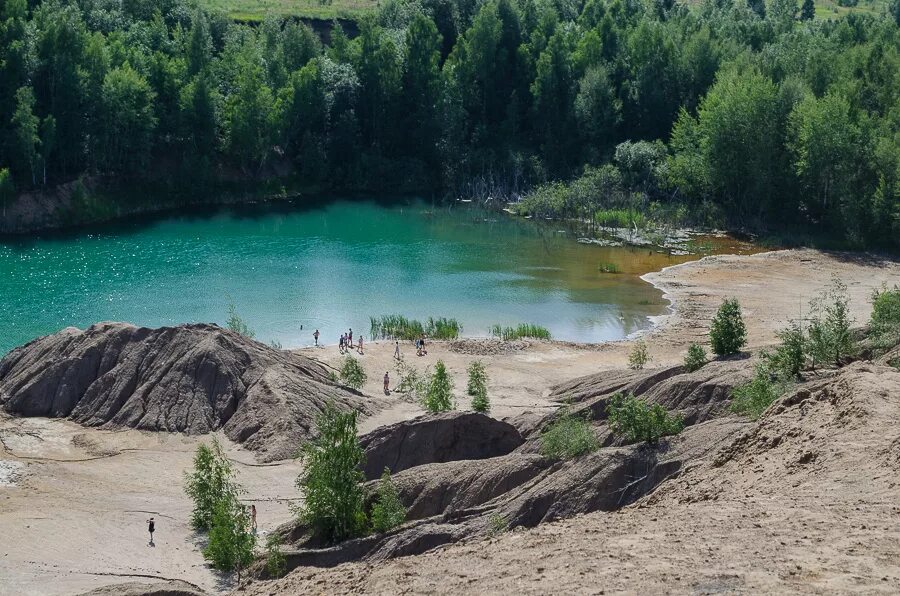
(2, 248), (900, 595)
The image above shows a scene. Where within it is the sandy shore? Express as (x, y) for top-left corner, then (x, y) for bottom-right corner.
(2, 248), (899, 595)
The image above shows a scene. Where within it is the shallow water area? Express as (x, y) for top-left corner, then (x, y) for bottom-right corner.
(0, 198), (756, 353)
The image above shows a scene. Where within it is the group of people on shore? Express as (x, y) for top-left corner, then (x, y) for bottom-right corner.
(338, 328), (364, 355)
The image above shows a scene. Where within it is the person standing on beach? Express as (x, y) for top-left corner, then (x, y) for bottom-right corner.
(147, 517), (155, 546)
(394, 341), (401, 360)
(250, 504), (257, 532)
(348, 328), (353, 348)
(383, 372), (390, 394)
(357, 335), (364, 355)
(313, 329), (319, 347)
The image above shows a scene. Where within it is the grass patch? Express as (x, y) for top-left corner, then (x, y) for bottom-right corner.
(730, 360), (790, 420)
(598, 262), (621, 274)
(540, 409), (599, 460)
(200, 0), (375, 20)
(606, 393), (684, 445)
(490, 323), (552, 341)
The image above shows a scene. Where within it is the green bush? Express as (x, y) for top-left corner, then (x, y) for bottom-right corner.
(540, 409), (600, 460)
(768, 322), (807, 379)
(488, 513), (509, 536)
(730, 360), (788, 419)
(339, 356), (367, 390)
(684, 343), (708, 372)
(467, 361), (490, 413)
(422, 360), (454, 413)
(265, 533), (286, 578)
(184, 438), (240, 532)
(395, 360), (428, 402)
(628, 340), (651, 370)
(203, 495), (255, 580)
(807, 278), (854, 367)
(369, 315), (462, 341)
(869, 286), (900, 353)
(490, 323), (552, 341)
(226, 302), (255, 339)
(296, 403), (367, 543)
(606, 393), (684, 445)
(370, 468), (406, 533)
(710, 298), (747, 357)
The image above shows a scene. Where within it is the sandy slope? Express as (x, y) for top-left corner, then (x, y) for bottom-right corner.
(1, 248), (899, 595)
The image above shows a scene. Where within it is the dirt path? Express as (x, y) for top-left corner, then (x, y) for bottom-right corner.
(1, 248), (899, 595)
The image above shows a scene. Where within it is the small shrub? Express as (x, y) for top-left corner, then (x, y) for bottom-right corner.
(339, 356), (367, 390)
(395, 360), (428, 402)
(869, 285), (900, 353)
(269, 339), (283, 350)
(807, 278), (854, 367)
(730, 360), (787, 420)
(422, 360), (454, 413)
(226, 302), (255, 339)
(540, 409), (599, 460)
(203, 496), (255, 580)
(488, 513), (508, 536)
(370, 468), (406, 533)
(710, 298), (747, 357)
(598, 262), (621, 273)
(296, 403), (367, 543)
(606, 393), (684, 445)
(264, 532), (286, 578)
(684, 343), (708, 372)
(184, 438), (240, 532)
(768, 322), (806, 379)
(628, 340), (651, 370)
(467, 361), (490, 413)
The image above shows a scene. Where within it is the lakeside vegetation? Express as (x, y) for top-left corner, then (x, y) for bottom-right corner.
(0, 0), (897, 248)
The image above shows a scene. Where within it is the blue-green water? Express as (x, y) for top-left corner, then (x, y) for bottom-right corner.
(0, 199), (713, 354)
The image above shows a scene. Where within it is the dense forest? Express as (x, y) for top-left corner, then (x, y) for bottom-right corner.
(0, 0), (897, 246)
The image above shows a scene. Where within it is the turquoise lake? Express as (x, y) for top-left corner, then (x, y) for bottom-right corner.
(0, 199), (738, 354)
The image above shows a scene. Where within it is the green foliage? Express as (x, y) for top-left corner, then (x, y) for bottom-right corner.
(0, 169), (13, 216)
(369, 314), (460, 341)
(731, 360), (788, 420)
(540, 409), (600, 460)
(869, 286), (900, 353)
(395, 360), (428, 402)
(768, 323), (807, 379)
(422, 360), (454, 413)
(490, 324), (552, 341)
(226, 302), (255, 339)
(598, 262), (621, 273)
(184, 438), (240, 532)
(296, 403), (367, 543)
(710, 299), (747, 357)
(370, 468), (406, 533)
(684, 343), (708, 372)
(488, 513), (509, 536)
(203, 495), (255, 578)
(606, 393), (684, 445)
(807, 278), (854, 367)
(628, 340), (651, 370)
(467, 360), (490, 413)
(339, 356), (367, 390)
(264, 533), (286, 578)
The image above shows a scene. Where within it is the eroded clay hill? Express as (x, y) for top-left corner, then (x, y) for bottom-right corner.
(251, 359), (900, 595)
(0, 322), (373, 462)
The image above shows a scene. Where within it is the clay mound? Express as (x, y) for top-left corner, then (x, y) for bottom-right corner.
(0, 323), (372, 462)
(359, 412), (523, 480)
(548, 359), (754, 429)
(77, 580), (208, 596)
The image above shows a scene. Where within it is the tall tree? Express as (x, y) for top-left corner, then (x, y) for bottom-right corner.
(98, 63), (158, 174)
(403, 13), (443, 169)
(800, 0), (815, 20)
(11, 86), (40, 186)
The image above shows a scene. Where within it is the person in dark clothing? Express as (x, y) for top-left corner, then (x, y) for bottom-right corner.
(313, 329), (319, 346)
(147, 517), (155, 546)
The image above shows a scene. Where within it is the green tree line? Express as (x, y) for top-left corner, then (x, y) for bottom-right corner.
(0, 0), (897, 246)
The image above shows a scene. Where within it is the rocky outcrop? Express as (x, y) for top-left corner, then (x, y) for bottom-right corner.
(0, 323), (372, 461)
(359, 412), (523, 480)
